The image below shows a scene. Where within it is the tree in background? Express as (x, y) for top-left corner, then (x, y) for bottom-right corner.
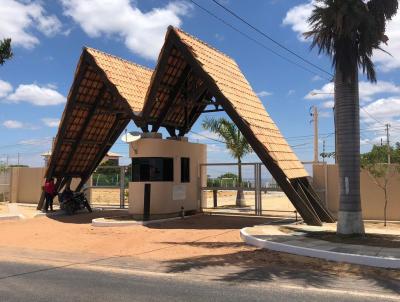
(361, 144), (400, 164)
(202, 117), (252, 207)
(361, 144), (400, 226)
(0, 38), (12, 65)
(306, 0), (399, 235)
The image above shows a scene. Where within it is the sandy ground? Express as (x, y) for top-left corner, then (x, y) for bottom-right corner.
(205, 191), (296, 212)
(0, 212), (399, 285)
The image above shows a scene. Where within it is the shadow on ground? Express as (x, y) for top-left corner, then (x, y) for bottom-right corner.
(47, 209), (129, 224)
(162, 241), (400, 294)
(146, 215), (292, 230)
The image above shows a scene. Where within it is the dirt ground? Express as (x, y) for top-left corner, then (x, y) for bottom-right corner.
(0, 211), (399, 286)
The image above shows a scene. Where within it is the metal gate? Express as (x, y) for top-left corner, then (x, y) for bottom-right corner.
(86, 165), (131, 208)
(200, 162), (297, 218)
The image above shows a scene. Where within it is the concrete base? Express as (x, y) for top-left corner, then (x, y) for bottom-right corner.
(337, 211), (365, 235)
(92, 215), (198, 227)
(0, 214), (25, 221)
(241, 226), (400, 269)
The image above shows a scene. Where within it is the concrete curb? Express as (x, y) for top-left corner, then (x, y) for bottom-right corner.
(33, 211), (65, 218)
(92, 215), (189, 227)
(0, 214), (25, 221)
(240, 227), (400, 269)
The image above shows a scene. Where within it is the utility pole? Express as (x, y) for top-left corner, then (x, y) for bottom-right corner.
(386, 123), (391, 164)
(322, 140), (326, 163)
(311, 106), (319, 163)
(17, 153), (20, 166)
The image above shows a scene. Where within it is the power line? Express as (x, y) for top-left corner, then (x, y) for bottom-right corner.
(188, 0), (331, 80)
(209, 0), (333, 78)
(360, 106), (387, 126)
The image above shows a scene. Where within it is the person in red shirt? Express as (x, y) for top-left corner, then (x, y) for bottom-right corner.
(44, 178), (56, 212)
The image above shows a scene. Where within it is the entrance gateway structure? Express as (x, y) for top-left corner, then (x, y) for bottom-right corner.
(40, 26), (334, 226)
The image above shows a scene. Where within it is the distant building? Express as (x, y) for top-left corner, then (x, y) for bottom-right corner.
(41, 151), (122, 167)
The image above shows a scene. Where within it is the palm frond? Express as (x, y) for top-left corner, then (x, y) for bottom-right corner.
(202, 117), (252, 160)
(305, 0), (398, 83)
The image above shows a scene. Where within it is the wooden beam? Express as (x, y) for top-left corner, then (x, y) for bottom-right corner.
(180, 88), (208, 134)
(74, 101), (127, 115)
(201, 108), (225, 113)
(45, 60), (89, 180)
(168, 29), (324, 225)
(297, 178), (335, 223)
(151, 65), (191, 133)
(141, 36), (175, 120)
(63, 138), (101, 146)
(76, 116), (129, 191)
(166, 126), (177, 137)
(63, 85), (107, 174)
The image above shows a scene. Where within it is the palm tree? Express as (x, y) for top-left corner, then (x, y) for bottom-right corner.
(0, 38), (12, 65)
(202, 117), (252, 207)
(306, 0), (398, 235)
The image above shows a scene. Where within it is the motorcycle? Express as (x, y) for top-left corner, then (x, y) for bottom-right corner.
(60, 191), (92, 215)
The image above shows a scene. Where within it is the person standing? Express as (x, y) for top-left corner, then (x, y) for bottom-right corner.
(44, 178), (55, 212)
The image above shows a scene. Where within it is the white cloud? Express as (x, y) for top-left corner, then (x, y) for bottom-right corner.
(214, 33), (224, 42)
(287, 89), (295, 96)
(319, 111), (331, 118)
(322, 100), (334, 108)
(282, 0), (315, 41)
(42, 118), (60, 127)
(305, 82), (333, 100)
(374, 15), (400, 71)
(305, 81), (400, 103)
(361, 97), (400, 124)
(0, 0), (61, 49)
(256, 90), (273, 97)
(189, 130), (221, 142)
(0, 80), (13, 98)
(2, 120), (23, 129)
(2, 119), (39, 130)
(283, 1), (400, 71)
(19, 137), (52, 146)
(61, 0), (191, 60)
(6, 84), (66, 106)
(207, 144), (226, 153)
(311, 75), (323, 82)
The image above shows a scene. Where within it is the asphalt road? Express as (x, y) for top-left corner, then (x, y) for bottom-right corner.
(1, 261), (398, 302)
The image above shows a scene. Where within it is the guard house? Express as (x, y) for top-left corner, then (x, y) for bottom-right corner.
(41, 26), (334, 226)
(128, 134), (206, 218)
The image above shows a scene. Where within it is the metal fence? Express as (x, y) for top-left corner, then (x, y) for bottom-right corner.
(87, 165), (131, 208)
(199, 162), (299, 218)
(0, 167), (10, 203)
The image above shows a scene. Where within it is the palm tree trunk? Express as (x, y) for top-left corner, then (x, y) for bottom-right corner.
(236, 158), (245, 207)
(335, 66), (365, 235)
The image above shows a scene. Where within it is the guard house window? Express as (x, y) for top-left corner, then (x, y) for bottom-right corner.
(181, 157), (190, 183)
(132, 157), (173, 182)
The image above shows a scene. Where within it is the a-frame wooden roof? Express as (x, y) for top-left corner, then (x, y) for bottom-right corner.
(43, 28), (334, 226)
(142, 27), (307, 179)
(140, 27), (334, 225)
(45, 47), (153, 190)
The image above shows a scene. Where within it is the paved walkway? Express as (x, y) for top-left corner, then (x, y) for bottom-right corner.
(241, 223), (400, 269)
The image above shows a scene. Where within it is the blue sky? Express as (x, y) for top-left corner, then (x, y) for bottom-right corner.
(1, 0), (400, 167)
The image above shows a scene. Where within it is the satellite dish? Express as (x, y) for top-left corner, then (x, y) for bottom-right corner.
(121, 131), (142, 143)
